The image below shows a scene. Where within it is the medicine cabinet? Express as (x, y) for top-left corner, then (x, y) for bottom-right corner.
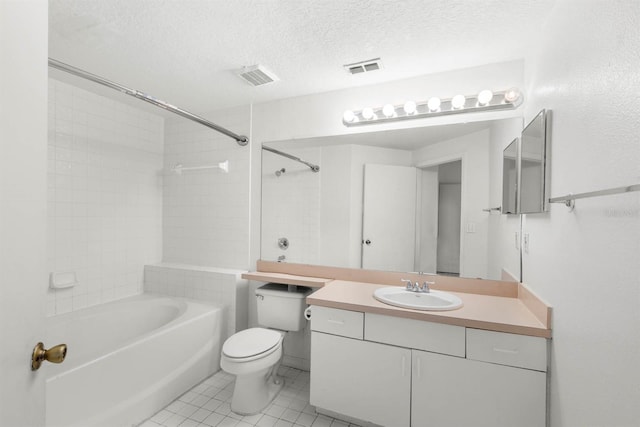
(502, 110), (551, 214)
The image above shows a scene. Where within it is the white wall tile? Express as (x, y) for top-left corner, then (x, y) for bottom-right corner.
(162, 107), (251, 270)
(47, 78), (164, 316)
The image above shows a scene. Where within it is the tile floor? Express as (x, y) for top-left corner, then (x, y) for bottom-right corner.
(139, 367), (361, 427)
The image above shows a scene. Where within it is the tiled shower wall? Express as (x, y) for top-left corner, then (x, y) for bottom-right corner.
(46, 78), (164, 316)
(261, 146), (321, 264)
(162, 107), (251, 269)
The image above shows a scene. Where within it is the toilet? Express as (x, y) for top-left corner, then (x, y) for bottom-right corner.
(221, 283), (311, 415)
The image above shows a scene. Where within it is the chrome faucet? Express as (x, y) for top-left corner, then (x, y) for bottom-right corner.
(401, 279), (433, 293)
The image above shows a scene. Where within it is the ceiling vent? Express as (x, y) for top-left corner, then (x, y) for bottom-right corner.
(344, 58), (383, 75)
(237, 65), (279, 86)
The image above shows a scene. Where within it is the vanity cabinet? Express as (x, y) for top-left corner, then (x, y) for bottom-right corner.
(310, 306), (548, 427)
(311, 332), (411, 427)
(412, 350), (546, 427)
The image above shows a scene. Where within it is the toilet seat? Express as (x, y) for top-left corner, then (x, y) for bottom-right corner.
(222, 328), (282, 362)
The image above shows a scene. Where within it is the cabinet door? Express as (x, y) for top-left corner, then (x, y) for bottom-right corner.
(412, 350), (546, 427)
(311, 332), (411, 427)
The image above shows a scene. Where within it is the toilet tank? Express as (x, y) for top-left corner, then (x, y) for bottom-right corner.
(256, 283), (312, 331)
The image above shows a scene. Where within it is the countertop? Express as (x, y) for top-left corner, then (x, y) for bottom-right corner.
(307, 280), (552, 338)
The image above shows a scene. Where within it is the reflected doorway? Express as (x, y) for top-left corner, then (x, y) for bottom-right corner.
(418, 160), (462, 276)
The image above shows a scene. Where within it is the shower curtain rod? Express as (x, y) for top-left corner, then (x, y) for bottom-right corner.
(262, 146), (320, 172)
(48, 58), (249, 146)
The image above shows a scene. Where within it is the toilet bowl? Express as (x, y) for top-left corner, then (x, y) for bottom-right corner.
(221, 327), (285, 414)
(220, 283), (312, 415)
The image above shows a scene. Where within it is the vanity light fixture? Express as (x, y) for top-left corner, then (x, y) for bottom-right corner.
(403, 100), (418, 115)
(477, 89), (493, 106)
(427, 97), (441, 112)
(362, 107), (376, 120)
(451, 94), (466, 109)
(382, 104), (396, 118)
(342, 88), (523, 127)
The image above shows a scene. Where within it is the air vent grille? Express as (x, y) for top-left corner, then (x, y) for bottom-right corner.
(344, 58), (383, 75)
(238, 65), (279, 86)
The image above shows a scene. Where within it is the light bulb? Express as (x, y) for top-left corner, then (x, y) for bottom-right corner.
(451, 94), (466, 110)
(362, 107), (375, 120)
(403, 101), (417, 115)
(477, 90), (493, 106)
(382, 104), (396, 118)
(504, 88), (521, 103)
(427, 97), (441, 112)
(343, 110), (356, 123)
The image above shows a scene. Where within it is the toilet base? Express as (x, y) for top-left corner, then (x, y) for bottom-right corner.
(230, 370), (284, 415)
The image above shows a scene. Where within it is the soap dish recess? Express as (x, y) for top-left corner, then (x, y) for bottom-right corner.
(49, 271), (78, 289)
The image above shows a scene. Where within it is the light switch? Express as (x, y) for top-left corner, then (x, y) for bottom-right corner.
(465, 222), (477, 233)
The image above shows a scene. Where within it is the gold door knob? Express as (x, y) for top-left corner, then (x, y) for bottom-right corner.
(31, 342), (67, 371)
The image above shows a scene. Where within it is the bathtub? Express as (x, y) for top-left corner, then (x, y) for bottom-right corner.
(45, 294), (222, 427)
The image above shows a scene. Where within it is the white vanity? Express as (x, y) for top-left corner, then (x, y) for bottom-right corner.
(243, 262), (552, 427)
(310, 305), (547, 427)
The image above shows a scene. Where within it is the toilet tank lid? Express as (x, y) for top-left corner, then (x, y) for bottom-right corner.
(256, 283), (312, 298)
(223, 328), (282, 359)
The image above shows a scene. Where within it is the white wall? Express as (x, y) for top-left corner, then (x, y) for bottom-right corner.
(522, 1), (640, 426)
(0, 1), (48, 425)
(46, 79), (164, 315)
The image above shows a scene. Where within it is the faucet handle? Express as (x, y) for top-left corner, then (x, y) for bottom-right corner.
(421, 281), (435, 293)
(401, 279), (414, 291)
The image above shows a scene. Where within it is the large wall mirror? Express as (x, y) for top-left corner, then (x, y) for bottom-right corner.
(261, 117), (523, 281)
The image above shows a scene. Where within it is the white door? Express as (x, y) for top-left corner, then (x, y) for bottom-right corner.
(0, 2), (48, 425)
(362, 164), (417, 271)
(311, 332), (411, 427)
(436, 183), (461, 274)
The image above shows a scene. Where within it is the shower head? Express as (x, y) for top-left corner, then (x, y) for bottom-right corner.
(275, 168), (286, 177)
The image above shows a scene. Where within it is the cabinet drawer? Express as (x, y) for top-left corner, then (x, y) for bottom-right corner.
(365, 313), (465, 357)
(310, 306), (364, 339)
(466, 329), (548, 371)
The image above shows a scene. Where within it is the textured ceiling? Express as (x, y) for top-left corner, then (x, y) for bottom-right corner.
(49, 0), (555, 113)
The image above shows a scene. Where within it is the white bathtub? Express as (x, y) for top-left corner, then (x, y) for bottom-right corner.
(45, 294), (222, 427)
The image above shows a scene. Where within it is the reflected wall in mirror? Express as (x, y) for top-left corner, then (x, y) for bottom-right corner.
(261, 118), (523, 281)
(520, 109), (550, 213)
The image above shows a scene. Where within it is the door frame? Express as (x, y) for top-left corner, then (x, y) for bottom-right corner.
(415, 153), (467, 277)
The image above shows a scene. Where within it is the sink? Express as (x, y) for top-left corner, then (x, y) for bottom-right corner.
(373, 287), (463, 311)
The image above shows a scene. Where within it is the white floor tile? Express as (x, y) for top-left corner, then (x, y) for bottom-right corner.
(202, 412), (225, 427)
(138, 367), (355, 427)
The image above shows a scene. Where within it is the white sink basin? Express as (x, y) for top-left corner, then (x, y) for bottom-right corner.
(373, 287), (463, 311)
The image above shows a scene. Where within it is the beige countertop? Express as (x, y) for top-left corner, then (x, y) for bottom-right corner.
(307, 280), (552, 338)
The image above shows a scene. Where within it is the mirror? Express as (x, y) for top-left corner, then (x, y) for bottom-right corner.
(519, 110), (550, 213)
(261, 118), (522, 281)
(502, 138), (519, 214)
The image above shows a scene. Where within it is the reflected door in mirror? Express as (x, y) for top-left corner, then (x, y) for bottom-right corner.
(362, 164), (417, 271)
